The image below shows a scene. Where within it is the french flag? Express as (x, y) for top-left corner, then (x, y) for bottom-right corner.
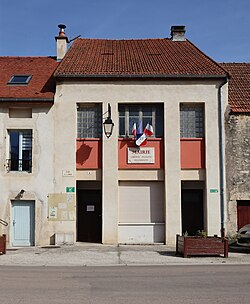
(144, 123), (154, 137)
(132, 123), (137, 137)
(135, 122), (153, 146)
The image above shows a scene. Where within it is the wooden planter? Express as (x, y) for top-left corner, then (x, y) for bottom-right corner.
(176, 234), (228, 258)
(0, 234), (6, 254)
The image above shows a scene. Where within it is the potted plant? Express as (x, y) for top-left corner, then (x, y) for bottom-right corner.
(176, 231), (228, 258)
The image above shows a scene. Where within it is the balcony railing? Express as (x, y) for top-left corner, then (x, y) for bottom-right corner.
(6, 159), (32, 172)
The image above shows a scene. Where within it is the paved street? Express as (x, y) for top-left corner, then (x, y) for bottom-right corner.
(0, 243), (250, 266)
(0, 265), (249, 304)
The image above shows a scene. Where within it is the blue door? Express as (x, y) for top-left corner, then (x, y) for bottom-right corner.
(12, 201), (35, 246)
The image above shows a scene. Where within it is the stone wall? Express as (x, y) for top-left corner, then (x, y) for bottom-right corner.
(225, 113), (250, 236)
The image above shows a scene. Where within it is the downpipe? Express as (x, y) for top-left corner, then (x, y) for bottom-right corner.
(218, 79), (227, 238)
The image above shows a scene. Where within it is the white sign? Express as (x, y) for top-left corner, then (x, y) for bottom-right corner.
(62, 170), (74, 177)
(128, 147), (155, 164)
(87, 205), (95, 212)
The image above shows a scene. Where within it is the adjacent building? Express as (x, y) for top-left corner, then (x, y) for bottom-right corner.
(221, 63), (250, 237)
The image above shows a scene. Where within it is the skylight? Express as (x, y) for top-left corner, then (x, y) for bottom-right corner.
(8, 75), (32, 85)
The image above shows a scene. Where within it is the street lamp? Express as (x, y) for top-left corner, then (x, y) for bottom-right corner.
(103, 103), (114, 138)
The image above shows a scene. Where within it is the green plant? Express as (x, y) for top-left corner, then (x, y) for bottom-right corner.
(196, 230), (207, 238)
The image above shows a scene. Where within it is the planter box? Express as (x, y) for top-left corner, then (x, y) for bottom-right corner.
(0, 234), (6, 254)
(176, 234), (228, 258)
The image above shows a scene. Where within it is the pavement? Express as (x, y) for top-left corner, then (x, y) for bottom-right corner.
(0, 243), (250, 266)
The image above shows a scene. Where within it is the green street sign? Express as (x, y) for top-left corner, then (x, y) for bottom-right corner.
(66, 187), (75, 193)
(210, 189), (218, 193)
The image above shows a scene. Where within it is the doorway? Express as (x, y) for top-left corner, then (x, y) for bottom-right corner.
(77, 188), (102, 243)
(181, 189), (204, 236)
(11, 200), (35, 246)
(237, 200), (250, 230)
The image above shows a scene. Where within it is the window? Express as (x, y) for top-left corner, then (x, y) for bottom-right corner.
(180, 104), (204, 138)
(77, 104), (102, 138)
(8, 75), (32, 85)
(7, 130), (32, 172)
(119, 104), (163, 137)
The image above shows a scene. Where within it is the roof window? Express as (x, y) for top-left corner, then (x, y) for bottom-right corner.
(8, 75), (32, 85)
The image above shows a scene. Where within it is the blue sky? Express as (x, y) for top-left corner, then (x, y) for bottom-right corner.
(0, 0), (249, 62)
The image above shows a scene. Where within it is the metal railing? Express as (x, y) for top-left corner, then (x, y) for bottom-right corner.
(6, 159), (32, 172)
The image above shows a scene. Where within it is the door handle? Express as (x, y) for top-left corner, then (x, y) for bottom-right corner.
(13, 220), (16, 226)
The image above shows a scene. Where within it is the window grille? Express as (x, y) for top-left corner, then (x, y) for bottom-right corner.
(77, 104), (102, 138)
(180, 104), (204, 138)
(118, 104), (163, 137)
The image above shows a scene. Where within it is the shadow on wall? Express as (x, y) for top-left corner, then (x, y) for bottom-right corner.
(76, 143), (93, 165)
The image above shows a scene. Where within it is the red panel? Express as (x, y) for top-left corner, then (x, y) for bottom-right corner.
(237, 201), (250, 230)
(180, 138), (205, 169)
(118, 138), (164, 169)
(76, 139), (102, 169)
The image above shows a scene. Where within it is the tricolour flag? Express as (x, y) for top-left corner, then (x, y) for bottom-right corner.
(136, 133), (147, 146)
(132, 123), (137, 136)
(144, 123), (154, 137)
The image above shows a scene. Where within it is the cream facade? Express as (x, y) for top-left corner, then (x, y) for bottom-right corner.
(50, 79), (228, 245)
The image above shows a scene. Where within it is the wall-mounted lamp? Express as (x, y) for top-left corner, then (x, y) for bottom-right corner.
(103, 103), (114, 138)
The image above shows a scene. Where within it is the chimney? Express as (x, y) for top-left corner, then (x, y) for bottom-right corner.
(170, 25), (186, 41)
(55, 24), (69, 61)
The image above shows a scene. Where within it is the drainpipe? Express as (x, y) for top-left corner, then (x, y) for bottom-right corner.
(218, 78), (227, 238)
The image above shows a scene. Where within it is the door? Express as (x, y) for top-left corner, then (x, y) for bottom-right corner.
(237, 201), (250, 230)
(77, 190), (102, 242)
(181, 189), (204, 236)
(12, 201), (35, 246)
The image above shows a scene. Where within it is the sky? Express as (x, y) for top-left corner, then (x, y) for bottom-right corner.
(0, 0), (250, 62)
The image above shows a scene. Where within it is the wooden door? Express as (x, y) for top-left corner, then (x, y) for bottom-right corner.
(77, 190), (102, 242)
(237, 201), (250, 230)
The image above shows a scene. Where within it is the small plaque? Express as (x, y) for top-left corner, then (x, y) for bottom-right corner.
(87, 205), (95, 212)
(62, 170), (74, 177)
(66, 187), (75, 193)
(210, 189), (219, 193)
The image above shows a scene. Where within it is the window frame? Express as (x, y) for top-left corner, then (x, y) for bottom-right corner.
(7, 129), (33, 173)
(180, 103), (205, 138)
(77, 103), (102, 139)
(8, 75), (32, 85)
(118, 104), (163, 138)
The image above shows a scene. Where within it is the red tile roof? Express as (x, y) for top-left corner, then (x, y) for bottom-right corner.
(221, 63), (250, 113)
(0, 57), (59, 101)
(55, 38), (228, 78)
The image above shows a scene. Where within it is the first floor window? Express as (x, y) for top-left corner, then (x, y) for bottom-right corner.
(119, 104), (163, 137)
(8, 130), (32, 172)
(77, 104), (102, 138)
(180, 104), (204, 138)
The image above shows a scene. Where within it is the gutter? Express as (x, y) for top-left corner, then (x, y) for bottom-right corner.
(54, 73), (228, 80)
(0, 98), (54, 102)
(218, 78), (228, 238)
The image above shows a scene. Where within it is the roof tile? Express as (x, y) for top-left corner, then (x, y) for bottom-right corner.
(0, 57), (59, 100)
(220, 63), (250, 113)
(55, 38), (227, 77)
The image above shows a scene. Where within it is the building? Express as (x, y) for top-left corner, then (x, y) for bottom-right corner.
(221, 63), (250, 237)
(0, 56), (58, 246)
(0, 25), (231, 246)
